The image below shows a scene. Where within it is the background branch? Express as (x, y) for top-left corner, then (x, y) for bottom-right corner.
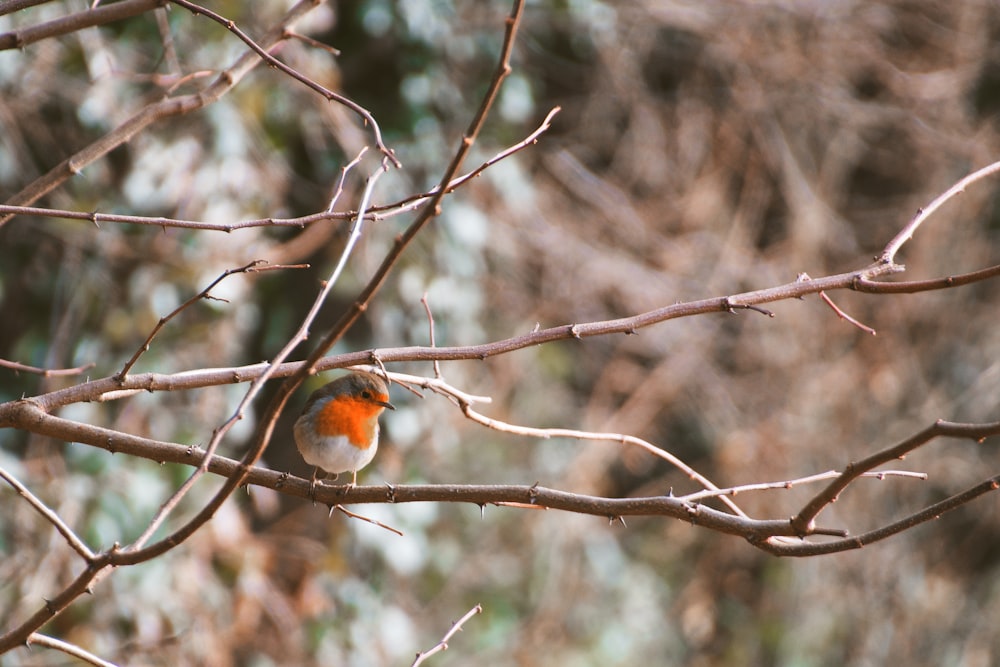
(0, 0), (319, 225)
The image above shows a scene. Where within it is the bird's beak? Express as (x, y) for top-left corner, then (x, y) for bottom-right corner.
(379, 399), (396, 410)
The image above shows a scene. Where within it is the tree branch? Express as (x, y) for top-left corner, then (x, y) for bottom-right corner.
(0, 0), (165, 50)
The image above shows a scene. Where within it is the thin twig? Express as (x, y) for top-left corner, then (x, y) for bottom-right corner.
(26, 634), (119, 667)
(421, 293), (442, 379)
(366, 369), (493, 406)
(818, 291), (876, 335)
(370, 106), (561, 221)
(327, 147), (368, 213)
(0, 0), (164, 51)
(460, 402), (749, 518)
(168, 0), (400, 167)
(411, 604), (483, 667)
(332, 504), (404, 536)
(677, 469), (926, 503)
(854, 263), (1000, 293)
(0, 107), (558, 231)
(0, 358), (95, 377)
(116, 260), (307, 381)
(0, 466), (95, 560)
(286, 30), (341, 56)
(880, 159), (1000, 264)
(363, 372), (743, 517)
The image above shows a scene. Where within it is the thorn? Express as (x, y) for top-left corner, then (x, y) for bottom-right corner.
(528, 482), (540, 503)
(309, 467), (321, 504)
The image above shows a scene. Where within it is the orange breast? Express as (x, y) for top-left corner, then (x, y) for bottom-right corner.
(314, 396), (383, 448)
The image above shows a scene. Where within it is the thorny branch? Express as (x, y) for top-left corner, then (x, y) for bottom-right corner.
(0, 107), (560, 231)
(411, 604), (483, 667)
(4, 377), (1000, 549)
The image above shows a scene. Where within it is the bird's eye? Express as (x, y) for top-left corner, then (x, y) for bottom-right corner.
(361, 390), (373, 400)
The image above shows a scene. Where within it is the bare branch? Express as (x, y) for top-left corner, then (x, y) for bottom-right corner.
(789, 419), (1000, 535)
(0, 1), (60, 18)
(116, 260), (307, 381)
(854, 263), (1000, 293)
(677, 469), (927, 503)
(167, 0), (400, 167)
(326, 147), (368, 213)
(285, 30), (341, 57)
(26, 634), (119, 667)
(411, 604), (483, 667)
(421, 293), (443, 379)
(459, 398), (749, 518)
(0, 107), (559, 231)
(880, 159), (1000, 264)
(0, 358), (95, 377)
(371, 106), (562, 222)
(0, 466), (95, 560)
(818, 291), (876, 335)
(0, 0), (165, 50)
(762, 475), (1000, 557)
(331, 504), (404, 536)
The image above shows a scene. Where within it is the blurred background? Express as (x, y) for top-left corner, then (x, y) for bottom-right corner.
(2, 0), (1000, 665)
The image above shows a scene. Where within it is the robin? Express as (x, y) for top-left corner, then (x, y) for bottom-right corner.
(293, 371), (395, 492)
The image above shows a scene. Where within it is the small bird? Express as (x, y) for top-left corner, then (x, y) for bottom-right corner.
(293, 371), (395, 493)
